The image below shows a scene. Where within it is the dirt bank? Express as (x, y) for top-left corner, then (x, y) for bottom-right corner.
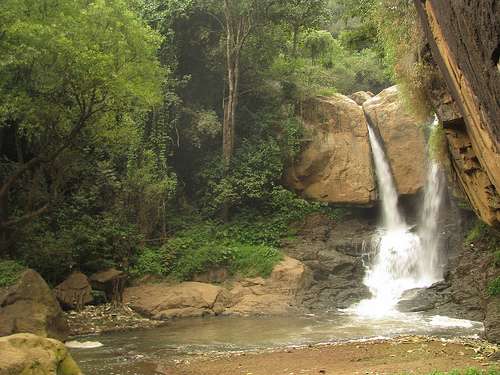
(161, 337), (499, 375)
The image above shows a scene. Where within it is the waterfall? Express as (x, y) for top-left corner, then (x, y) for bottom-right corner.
(354, 121), (445, 317)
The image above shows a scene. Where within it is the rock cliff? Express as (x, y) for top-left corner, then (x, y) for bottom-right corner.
(286, 87), (427, 204)
(414, 0), (500, 227)
(363, 86), (427, 196)
(286, 94), (376, 205)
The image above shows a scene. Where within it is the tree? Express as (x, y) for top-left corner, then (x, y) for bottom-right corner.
(304, 30), (335, 63)
(0, 0), (164, 253)
(277, 0), (330, 57)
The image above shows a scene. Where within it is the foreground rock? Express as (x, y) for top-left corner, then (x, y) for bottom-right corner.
(286, 94), (376, 205)
(124, 256), (312, 319)
(0, 333), (82, 374)
(0, 269), (69, 341)
(363, 86), (427, 196)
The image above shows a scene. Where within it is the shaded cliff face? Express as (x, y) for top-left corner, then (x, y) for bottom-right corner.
(286, 87), (426, 205)
(414, 0), (500, 227)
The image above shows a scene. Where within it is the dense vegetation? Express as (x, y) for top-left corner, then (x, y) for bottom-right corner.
(0, 0), (447, 284)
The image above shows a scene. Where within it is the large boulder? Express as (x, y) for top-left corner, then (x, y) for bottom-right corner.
(226, 256), (312, 315)
(124, 282), (227, 320)
(54, 272), (93, 310)
(124, 257), (312, 318)
(363, 86), (427, 196)
(0, 333), (82, 375)
(0, 269), (69, 341)
(286, 95), (376, 205)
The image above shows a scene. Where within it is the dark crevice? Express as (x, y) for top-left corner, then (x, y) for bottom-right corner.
(491, 43), (500, 67)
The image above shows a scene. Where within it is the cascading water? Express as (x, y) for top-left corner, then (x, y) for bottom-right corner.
(354, 120), (445, 317)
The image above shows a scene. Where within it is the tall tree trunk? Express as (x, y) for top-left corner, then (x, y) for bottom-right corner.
(292, 24), (300, 58)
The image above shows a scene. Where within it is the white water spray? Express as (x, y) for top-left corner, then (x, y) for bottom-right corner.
(354, 120), (445, 317)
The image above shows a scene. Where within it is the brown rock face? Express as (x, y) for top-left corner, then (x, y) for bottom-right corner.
(349, 91), (374, 106)
(0, 269), (69, 341)
(286, 95), (376, 205)
(227, 256), (312, 315)
(124, 257), (311, 319)
(363, 86), (427, 196)
(414, 0), (500, 227)
(54, 272), (93, 310)
(0, 333), (82, 375)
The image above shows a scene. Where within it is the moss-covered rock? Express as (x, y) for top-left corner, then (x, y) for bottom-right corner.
(0, 333), (82, 374)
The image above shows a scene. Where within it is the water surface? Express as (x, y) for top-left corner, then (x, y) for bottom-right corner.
(70, 311), (483, 375)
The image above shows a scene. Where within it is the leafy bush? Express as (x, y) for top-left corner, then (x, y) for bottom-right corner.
(130, 248), (167, 278)
(0, 260), (25, 287)
(487, 277), (500, 297)
(428, 120), (447, 162)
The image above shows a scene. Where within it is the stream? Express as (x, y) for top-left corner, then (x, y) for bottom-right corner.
(70, 312), (483, 374)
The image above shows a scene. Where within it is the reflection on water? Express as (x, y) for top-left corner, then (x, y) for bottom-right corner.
(70, 311), (484, 375)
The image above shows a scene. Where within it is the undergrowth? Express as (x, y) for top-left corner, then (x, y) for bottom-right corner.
(131, 203), (344, 281)
(0, 260), (26, 287)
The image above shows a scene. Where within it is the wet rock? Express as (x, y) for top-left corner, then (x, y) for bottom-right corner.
(54, 271), (93, 310)
(0, 269), (69, 341)
(0, 333), (82, 374)
(283, 213), (374, 310)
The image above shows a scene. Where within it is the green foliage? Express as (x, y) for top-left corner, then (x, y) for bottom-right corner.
(130, 247), (166, 278)
(18, 214), (143, 284)
(0, 260), (25, 287)
(488, 277), (500, 296)
(304, 30), (335, 62)
(428, 120), (447, 162)
(130, 220), (283, 280)
(0, 0), (164, 135)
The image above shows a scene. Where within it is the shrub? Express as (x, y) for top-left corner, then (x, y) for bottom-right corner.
(0, 260), (25, 287)
(130, 248), (167, 278)
(487, 277), (500, 297)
